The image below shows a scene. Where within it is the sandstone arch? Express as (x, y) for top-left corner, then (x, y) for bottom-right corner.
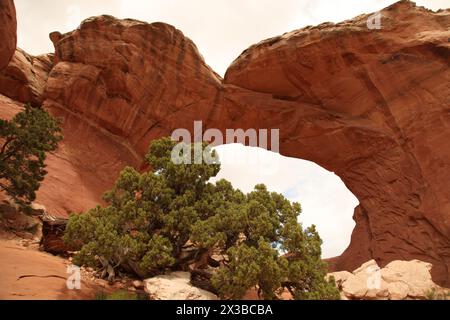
(0, 1), (449, 285)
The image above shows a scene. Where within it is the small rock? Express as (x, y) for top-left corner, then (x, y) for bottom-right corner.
(30, 203), (46, 215)
(132, 280), (144, 289)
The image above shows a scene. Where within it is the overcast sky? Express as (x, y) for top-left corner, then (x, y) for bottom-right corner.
(211, 145), (359, 258)
(14, 0), (448, 257)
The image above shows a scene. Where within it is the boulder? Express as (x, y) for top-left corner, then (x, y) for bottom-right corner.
(341, 273), (369, 299)
(328, 259), (448, 300)
(386, 281), (409, 300)
(39, 214), (69, 255)
(144, 272), (218, 300)
(339, 260), (384, 299)
(353, 259), (380, 276)
(0, 1), (450, 286)
(381, 260), (437, 299)
(0, 49), (53, 106)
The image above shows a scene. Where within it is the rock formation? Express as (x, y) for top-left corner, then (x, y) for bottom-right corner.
(144, 272), (218, 300)
(0, 193), (42, 241)
(39, 214), (71, 255)
(327, 259), (449, 300)
(224, 2), (450, 286)
(0, 1), (449, 286)
(0, 0), (16, 71)
(0, 49), (53, 106)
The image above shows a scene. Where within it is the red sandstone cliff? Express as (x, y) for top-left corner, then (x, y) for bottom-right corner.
(0, 49), (53, 106)
(0, 0), (16, 71)
(0, 1), (449, 286)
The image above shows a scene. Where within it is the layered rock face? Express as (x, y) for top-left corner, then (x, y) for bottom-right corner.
(45, 17), (222, 155)
(0, 1), (449, 285)
(0, 49), (53, 106)
(0, 0), (16, 71)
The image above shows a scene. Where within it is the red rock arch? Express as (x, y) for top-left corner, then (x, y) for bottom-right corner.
(1, 1), (449, 285)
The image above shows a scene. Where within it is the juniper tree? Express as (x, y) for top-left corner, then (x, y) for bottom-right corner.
(202, 184), (340, 300)
(0, 104), (62, 207)
(64, 137), (339, 299)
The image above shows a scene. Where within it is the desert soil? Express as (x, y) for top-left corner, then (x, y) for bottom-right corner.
(0, 239), (100, 299)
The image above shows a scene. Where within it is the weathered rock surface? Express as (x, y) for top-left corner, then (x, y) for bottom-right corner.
(0, 94), (121, 218)
(45, 16), (222, 155)
(144, 272), (218, 300)
(39, 214), (70, 255)
(225, 1), (450, 285)
(0, 240), (101, 299)
(328, 259), (449, 300)
(0, 0), (16, 71)
(0, 1), (449, 286)
(0, 192), (42, 241)
(0, 48), (53, 106)
(381, 260), (441, 299)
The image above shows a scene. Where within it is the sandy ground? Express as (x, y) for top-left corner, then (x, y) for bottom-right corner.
(0, 240), (100, 300)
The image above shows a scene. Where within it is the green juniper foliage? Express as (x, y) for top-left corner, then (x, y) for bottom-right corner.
(95, 289), (145, 300)
(64, 137), (339, 299)
(0, 104), (62, 207)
